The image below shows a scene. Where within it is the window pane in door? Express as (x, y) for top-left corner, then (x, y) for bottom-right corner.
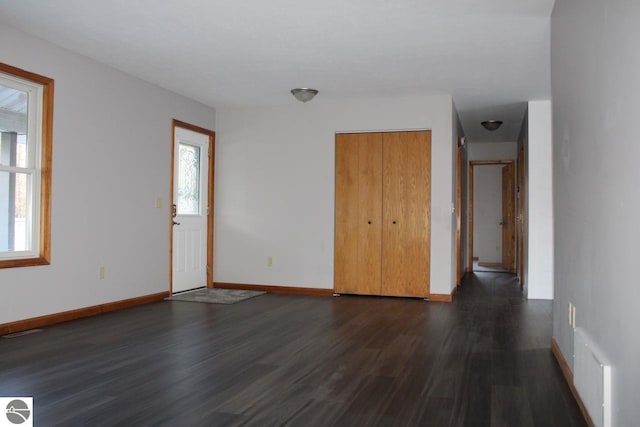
(177, 143), (200, 215)
(0, 171), (32, 253)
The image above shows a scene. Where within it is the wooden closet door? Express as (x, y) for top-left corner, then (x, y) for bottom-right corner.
(381, 131), (431, 297)
(334, 133), (383, 295)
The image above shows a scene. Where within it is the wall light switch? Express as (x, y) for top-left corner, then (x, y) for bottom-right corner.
(267, 256), (273, 267)
(99, 266), (105, 280)
(567, 303), (577, 328)
(155, 197), (163, 208)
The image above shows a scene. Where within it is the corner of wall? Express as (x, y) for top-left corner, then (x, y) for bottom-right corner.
(517, 106), (529, 299)
(526, 100), (554, 300)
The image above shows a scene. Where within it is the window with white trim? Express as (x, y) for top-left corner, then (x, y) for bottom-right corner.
(0, 63), (53, 268)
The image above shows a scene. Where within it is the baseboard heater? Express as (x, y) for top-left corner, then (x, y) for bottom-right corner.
(573, 327), (611, 427)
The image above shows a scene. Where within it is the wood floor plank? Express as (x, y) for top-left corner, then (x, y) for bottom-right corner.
(0, 272), (586, 426)
(490, 385), (535, 427)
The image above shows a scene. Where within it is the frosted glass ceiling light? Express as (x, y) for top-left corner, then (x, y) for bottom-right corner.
(291, 88), (318, 103)
(481, 120), (503, 131)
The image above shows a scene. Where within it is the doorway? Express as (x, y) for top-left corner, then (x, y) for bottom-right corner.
(170, 120), (215, 294)
(468, 160), (515, 273)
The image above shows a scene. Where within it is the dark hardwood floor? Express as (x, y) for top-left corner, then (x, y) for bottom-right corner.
(0, 272), (586, 426)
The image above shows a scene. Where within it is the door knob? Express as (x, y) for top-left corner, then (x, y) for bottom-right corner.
(368, 221), (371, 224)
(392, 221), (397, 224)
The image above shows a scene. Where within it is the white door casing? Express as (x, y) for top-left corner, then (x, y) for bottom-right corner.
(172, 127), (209, 293)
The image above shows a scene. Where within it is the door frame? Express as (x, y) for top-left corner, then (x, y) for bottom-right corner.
(501, 163), (516, 272)
(516, 145), (526, 288)
(170, 119), (216, 293)
(467, 159), (515, 272)
(455, 139), (462, 286)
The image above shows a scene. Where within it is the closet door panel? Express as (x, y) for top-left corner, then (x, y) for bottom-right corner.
(382, 131), (431, 297)
(335, 135), (359, 293)
(335, 133), (382, 295)
(381, 132), (407, 296)
(356, 133), (383, 295)
(404, 131), (431, 297)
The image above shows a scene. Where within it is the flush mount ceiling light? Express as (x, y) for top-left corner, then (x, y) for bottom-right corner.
(291, 88), (319, 103)
(481, 120), (503, 131)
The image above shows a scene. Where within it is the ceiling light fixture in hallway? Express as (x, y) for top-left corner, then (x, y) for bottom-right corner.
(481, 120), (503, 131)
(291, 88), (318, 103)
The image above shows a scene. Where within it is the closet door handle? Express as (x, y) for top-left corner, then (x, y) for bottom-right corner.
(368, 221), (372, 224)
(392, 221), (397, 224)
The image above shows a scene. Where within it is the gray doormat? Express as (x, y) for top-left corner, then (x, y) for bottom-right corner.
(166, 288), (266, 305)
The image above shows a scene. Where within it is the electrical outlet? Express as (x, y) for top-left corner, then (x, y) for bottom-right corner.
(267, 256), (273, 267)
(99, 266), (105, 280)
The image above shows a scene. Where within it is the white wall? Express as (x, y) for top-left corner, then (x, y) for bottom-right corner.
(0, 24), (215, 324)
(468, 142), (517, 161)
(551, 0), (640, 424)
(215, 95), (456, 295)
(473, 165), (503, 262)
(527, 100), (553, 300)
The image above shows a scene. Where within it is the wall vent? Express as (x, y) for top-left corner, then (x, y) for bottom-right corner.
(573, 327), (611, 427)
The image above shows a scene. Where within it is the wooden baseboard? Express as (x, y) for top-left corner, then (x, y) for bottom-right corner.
(550, 338), (595, 427)
(214, 282), (333, 297)
(0, 291), (169, 336)
(428, 293), (453, 303)
(478, 262), (504, 267)
(215, 282), (453, 301)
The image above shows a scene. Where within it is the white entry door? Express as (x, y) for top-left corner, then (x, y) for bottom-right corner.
(172, 127), (210, 293)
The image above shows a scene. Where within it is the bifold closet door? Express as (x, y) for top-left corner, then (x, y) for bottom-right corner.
(334, 133), (383, 295)
(382, 131), (431, 297)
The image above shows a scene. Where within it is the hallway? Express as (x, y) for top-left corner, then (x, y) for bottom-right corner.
(0, 273), (585, 426)
(434, 272), (585, 426)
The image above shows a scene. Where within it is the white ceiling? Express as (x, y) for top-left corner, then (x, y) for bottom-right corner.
(0, 0), (555, 142)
